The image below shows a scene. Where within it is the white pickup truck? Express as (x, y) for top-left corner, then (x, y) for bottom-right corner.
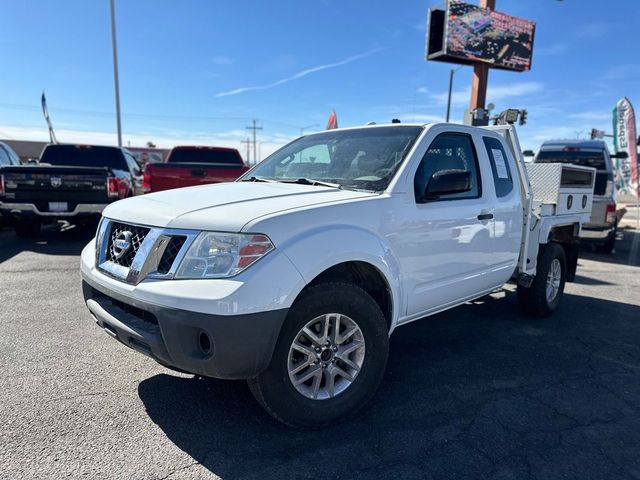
(80, 123), (595, 427)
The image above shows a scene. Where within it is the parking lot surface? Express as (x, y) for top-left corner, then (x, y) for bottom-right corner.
(1, 217), (639, 480)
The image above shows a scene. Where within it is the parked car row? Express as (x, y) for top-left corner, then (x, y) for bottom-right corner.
(0, 143), (247, 237)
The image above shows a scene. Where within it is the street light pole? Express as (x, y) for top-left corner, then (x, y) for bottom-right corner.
(109, 0), (123, 148)
(445, 66), (462, 123)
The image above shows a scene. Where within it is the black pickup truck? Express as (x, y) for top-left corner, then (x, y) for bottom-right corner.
(0, 144), (142, 237)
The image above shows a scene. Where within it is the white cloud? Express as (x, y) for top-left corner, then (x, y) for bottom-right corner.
(212, 56), (234, 65)
(215, 48), (382, 98)
(567, 111), (612, 122)
(416, 87), (429, 94)
(0, 124), (292, 162)
(536, 43), (568, 56)
(429, 81), (544, 107)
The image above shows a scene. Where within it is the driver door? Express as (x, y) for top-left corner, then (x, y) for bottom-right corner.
(394, 131), (497, 319)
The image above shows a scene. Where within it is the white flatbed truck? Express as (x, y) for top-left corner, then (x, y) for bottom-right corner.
(80, 123), (595, 427)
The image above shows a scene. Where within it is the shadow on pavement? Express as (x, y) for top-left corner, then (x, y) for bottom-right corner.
(138, 290), (640, 479)
(580, 227), (640, 267)
(0, 222), (95, 264)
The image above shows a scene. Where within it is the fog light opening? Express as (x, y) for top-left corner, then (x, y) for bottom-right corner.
(198, 331), (212, 356)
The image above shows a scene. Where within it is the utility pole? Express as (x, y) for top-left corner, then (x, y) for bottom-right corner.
(241, 137), (252, 165)
(246, 120), (262, 165)
(467, 0), (495, 126)
(109, 0), (123, 147)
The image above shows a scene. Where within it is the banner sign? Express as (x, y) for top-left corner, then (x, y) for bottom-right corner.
(426, 0), (536, 72)
(612, 97), (639, 197)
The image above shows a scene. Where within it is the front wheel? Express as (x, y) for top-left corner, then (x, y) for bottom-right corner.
(517, 242), (566, 317)
(248, 282), (389, 428)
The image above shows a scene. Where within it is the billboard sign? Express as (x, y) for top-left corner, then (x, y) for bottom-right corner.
(612, 97), (639, 197)
(427, 0), (536, 72)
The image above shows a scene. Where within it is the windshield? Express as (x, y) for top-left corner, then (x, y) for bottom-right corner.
(168, 148), (243, 165)
(244, 126), (423, 192)
(535, 150), (607, 170)
(41, 145), (127, 170)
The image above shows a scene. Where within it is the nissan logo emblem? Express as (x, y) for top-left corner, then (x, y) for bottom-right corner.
(113, 231), (133, 259)
(51, 177), (62, 188)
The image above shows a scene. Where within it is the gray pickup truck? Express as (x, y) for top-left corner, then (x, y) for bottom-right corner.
(535, 140), (618, 252)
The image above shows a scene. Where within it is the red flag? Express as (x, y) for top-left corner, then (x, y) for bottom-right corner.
(326, 110), (338, 130)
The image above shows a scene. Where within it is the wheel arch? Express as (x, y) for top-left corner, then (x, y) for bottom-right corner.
(306, 261), (394, 330)
(280, 225), (403, 331)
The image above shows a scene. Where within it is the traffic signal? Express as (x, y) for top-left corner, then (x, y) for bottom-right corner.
(518, 109), (528, 126)
(590, 128), (598, 140)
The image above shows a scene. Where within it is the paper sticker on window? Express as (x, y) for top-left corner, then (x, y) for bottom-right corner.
(492, 149), (509, 179)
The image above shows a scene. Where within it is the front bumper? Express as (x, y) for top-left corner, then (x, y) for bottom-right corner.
(80, 238), (305, 379)
(82, 278), (287, 379)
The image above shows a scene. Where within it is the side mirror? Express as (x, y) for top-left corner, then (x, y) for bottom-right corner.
(611, 152), (628, 159)
(422, 169), (472, 201)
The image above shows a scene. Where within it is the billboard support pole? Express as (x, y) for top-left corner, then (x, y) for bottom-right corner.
(468, 0), (495, 126)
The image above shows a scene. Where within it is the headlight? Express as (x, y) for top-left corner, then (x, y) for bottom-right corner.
(175, 232), (274, 279)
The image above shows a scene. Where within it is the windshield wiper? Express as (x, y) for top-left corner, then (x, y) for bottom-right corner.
(280, 177), (342, 189)
(241, 176), (277, 183)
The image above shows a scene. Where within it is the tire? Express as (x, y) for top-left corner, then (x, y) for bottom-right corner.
(14, 220), (41, 238)
(517, 242), (566, 317)
(597, 230), (616, 254)
(247, 282), (389, 428)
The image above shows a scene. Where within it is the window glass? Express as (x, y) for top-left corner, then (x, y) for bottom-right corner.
(414, 133), (480, 201)
(124, 152), (141, 175)
(247, 126), (423, 192)
(0, 147), (10, 166)
(483, 136), (513, 198)
(40, 145), (128, 170)
(168, 148), (243, 165)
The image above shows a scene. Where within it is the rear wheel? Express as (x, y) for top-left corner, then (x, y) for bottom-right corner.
(517, 242), (566, 317)
(247, 282), (389, 428)
(14, 220), (41, 238)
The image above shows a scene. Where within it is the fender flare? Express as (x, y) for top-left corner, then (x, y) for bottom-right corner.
(278, 224), (404, 329)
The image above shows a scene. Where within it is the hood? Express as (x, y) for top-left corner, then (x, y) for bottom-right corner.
(102, 181), (375, 231)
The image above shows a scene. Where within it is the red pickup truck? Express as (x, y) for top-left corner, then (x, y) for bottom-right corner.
(143, 146), (249, 193)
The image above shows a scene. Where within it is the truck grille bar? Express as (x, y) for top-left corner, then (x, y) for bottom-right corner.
(96, 219), (198, 285)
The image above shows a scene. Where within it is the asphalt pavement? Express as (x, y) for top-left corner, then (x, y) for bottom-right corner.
(1, 217), (639, 480)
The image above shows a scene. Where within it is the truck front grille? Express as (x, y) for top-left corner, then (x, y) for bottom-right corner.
(106, 222), (151, 267)
(157, 236), (187, 274)
(96, 219), (199, 284)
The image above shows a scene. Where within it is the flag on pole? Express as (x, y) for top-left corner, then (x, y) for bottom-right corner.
(612, 97), (639, 197)
(41, 91), (58, 144)
(326, 110), (338, 130)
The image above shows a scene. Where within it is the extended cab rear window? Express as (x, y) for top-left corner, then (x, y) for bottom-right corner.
(168, 149), (243, 165)
(41, 145), (127, 170)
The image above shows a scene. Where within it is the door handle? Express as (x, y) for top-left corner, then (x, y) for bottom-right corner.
(477, 213), (494, 221)
(191, 170), (207, 177)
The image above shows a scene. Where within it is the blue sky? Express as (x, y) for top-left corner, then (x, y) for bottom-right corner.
(1, 0), (639, 158)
